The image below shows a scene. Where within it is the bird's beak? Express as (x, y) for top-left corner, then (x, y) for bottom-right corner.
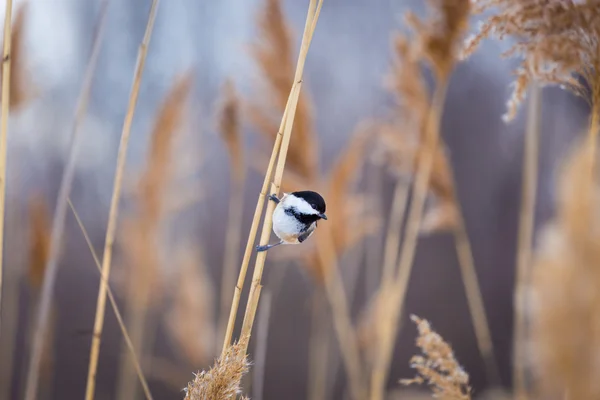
(319, 213), (327, 220)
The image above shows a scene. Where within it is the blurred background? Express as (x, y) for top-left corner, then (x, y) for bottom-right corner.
(0, 0), (591, 399)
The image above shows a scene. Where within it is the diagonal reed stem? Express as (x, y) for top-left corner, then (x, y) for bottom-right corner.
(68, 199), (153, 400)
(84, 2), (160, 399)
(370, 81), (449, 400)
(239, 0), (322, 345)
(453, 216), (500, 386)
(513, 83), (541, 400)
(0, 0), (13, 334)
(222, 0), (323, 354)
(23, 3), (110, 399)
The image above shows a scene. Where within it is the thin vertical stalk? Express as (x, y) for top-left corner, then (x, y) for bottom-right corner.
(220, 103), (288, 354)
(84, 2), (160, 399)
(308, 290), (329, 400)
(236, 0), (323, 346)
(316, 229), (365, 400)
(380, 178), (409, 284)
(370, 82), (449, 400)
(23, 3), (110, 399)
(513, 83), (541, 400)
(0, 0), (12, 333)
(252, 290), (271, 400)
(454, 217), (500, 385)
(68, 199), (153, 400)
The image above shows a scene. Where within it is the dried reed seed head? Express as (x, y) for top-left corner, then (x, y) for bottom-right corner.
(406, 0), (471, 80)
(184, 336), (250, 400)
(218, 79), (244, 181)
(531, 138), (600, 398)
(462, 0), (600, 121)
(28, 196), (50, 290)
(401, 315), (471, 400)
(248, 0), (318, 181)
(388, 35), (430, 127)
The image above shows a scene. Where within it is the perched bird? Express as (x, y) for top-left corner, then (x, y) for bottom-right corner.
(256, 190), (327, 252)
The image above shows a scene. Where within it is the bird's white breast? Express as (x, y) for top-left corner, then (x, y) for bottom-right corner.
(272, 203), (303, 244)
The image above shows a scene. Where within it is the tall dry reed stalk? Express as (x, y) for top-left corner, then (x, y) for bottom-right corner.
(509, 83), (541, 399)
(84, 2), (159, 399)
(217, 80), (246, 351)
(221, 0), (322, 353)
(401, 315), (471, 400)
(530, 138), (600, 399)
(116, 71), (193, 400)
(23, 3), (110, 399)
(68, 199), (153, 399)
(0, 0), (13, 333)
(370, 1), (471, 398)
(238, 0), (322, 348)
(462, 3), (600, 395)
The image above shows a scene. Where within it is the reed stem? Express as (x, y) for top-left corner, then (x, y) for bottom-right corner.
(68, 199), (153, 400)
(513, 83), (541, 400)
(370, 81), (448, 400)
(223, 0), (323, 356)
(0, 0), (12, 334)
(84, 2), (159, 398)
(453, 217), (500, 386)
(23, 3), (110, 398)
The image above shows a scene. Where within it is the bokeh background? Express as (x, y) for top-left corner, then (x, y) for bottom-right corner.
(0, 0), (591, 399)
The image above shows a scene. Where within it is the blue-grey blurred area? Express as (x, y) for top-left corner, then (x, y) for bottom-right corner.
(0, 0), (590, 399)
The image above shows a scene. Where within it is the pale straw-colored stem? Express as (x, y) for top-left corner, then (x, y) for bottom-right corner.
(240, 0), (322, 341)
(252, 290), (271, 400)
(308, 289), (329, 400)
(68, 199), (153, 400)
(370, 82), (449, 400)
(218, 173), (245, 347)
(513, 83), (541, 400)
(453, 216), (500, 385)
(227, 0), (323, 353)
(220, 103), (288, 355)
(0, 0), (12, 334)
(380, 178), (409, 284)
(23, 3), (110, 399)
(316, 229), (365, 400)
(84, 2), (160, 399)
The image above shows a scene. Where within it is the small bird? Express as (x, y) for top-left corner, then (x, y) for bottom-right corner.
(256, 190), (327, 252)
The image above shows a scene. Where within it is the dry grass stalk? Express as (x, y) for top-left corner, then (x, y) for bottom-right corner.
(530, 138), (600, 399)
(510, 83), (541, 399)
(239, 0), (322, 344)
(221, 0), (322, 353)
(401, 315), (471, 400)
(68, 199), (153, 399)
(116, 71), (193, 400)
(84, 2), (160, 399)
(23, 3), (110, 399)
(184, 336), (250, 400)
(165, 247), (215, 366)
(247, 0), (318, 182)
(0, 0), (13, 335)
(370, 1), (470, 399)
(218, 79), (246, 351)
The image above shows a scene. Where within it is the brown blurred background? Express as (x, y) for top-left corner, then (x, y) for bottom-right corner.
(0, 0), (591, 399)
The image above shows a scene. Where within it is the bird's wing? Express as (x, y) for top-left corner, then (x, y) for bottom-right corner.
(298, 223), (316, 243)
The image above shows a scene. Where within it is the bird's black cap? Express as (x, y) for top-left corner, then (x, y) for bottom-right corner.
(292, 190), (326, 214)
